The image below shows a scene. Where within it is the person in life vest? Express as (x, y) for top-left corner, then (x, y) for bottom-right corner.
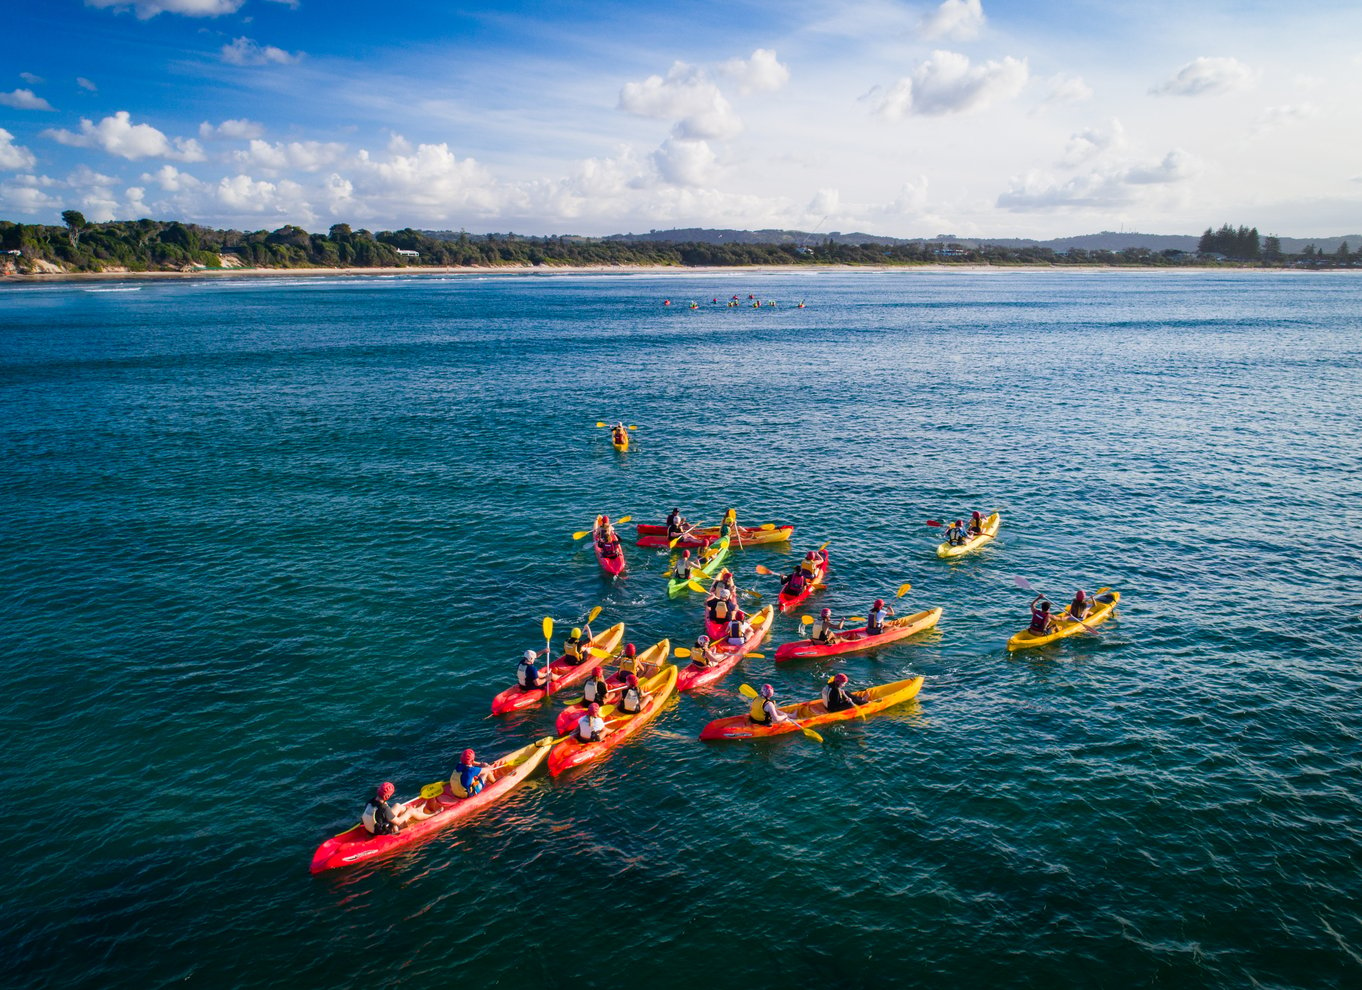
(562, 627), (589, 665)
(1029, 595), (1054, 634)
(611, 423), (627, 445)
(582, 666), (612, 706)
(865, 598), (894, 635)
(967, 511), (986, 537)
(616, 673), (651, 715)
(1068, 589), (1091, 622)
(451, 748), (493, 798)
(517, 648), (548, 690)
(725, 610), (752, 646)
(690, 634), (719, 668)
(596, 515), (622, 557)
(709, 568), (739, 603)
(576, 702), (607, 743)
(707, 587), (737, 625)
(812, 607), (843, 645)
(781, 567), (808, 597)
(749, 683), (795, 726)
(618, 642), (653, 678)
(361, 782), (424, 835)
(665, 507), (690, 543)
(821, 673), (868, 713)
(945, 519), (968, 546)
(670, 549), (696, 584)
(800, 550), (827, 580)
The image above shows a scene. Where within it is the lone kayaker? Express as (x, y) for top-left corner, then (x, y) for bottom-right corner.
(576, 702), (607, 742)
(1068, 590), (1091, 622)
(945, 519), (968, 546)
(812, 607), (843, 645)
(616, 673), (650, 715)
(451, 748), (494, 797)
(1029, 595), (1054, 634)
(611, 423), (627, 446)
(821, 673), (868, 712)
(865, 598), (894, 635)
(967, 511), (986, 537)
(749, 684), (794, 726)
(361, 782), (425, 835)
(517, 648), (549, 689)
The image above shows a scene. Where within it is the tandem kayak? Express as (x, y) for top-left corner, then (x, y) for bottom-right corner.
(593, 516), (626, 577)
(309, 737), (552, 874)
(666, 536), (731, 597)
(698, 676), (925, 741)
(489, 623), (625, 715)
(773, 608), (942, 662)
(937, 512), (1001, 558)
(1006, 591), (1120, 651)
(635, 524), (793, 548)
(554, 638), (671, 735)
(777, 549), (828, 613)
(548, 664), (678, 776)
(677, 605), (773, 692)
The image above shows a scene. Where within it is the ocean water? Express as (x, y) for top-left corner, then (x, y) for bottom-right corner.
(1, 268), (1359, 989)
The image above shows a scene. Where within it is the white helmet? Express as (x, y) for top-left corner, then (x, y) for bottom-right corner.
(523, 649), (536, 662)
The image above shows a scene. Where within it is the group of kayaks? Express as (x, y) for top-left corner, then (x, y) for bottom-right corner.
(311, 504), (1119, 874)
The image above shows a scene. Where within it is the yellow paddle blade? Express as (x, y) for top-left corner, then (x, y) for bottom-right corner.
(628, 425), (637, 430)
(561, 695), (585, 706)
(586, 605), (603, 624)
(420, 782), (445, 800)
(572, 530), (590, 540)
(542, 616), (554, 640)
(817, 541), (829, 551)
(617, 515), (633, 524)
(801, 727), (824, 743)
(746, 589), (763, 599)
(800, 615), (814, 625)
(896, 582), (912, 598)
(744, 653), (764, 659)
(687, 580), (708, 593)
(673, 647), (692, 658)
(847, 617), (865, 623)
(534, 735), (558, 748)
(586, 646), (614, 658)
(595, 421), (606, 427)
(739, 683), (759, 699)
(758, 523), (775, 530)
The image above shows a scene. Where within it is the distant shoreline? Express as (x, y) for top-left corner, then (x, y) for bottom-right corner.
(4, 262), (1353, 285)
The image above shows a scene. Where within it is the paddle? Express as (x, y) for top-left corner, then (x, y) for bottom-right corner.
(675, 647), (765, 659)
(738, 683), (823, 742)
(583, 605), (603, 626)
(1013, 576), (1100, 633)
(754, 564), (778, 576)
(596, 422), (638, 430)
(542, 616), (554, 698)
(668, 522), (702, 549)
(896, 582), (912, 598)
(575, 515), (633, 540)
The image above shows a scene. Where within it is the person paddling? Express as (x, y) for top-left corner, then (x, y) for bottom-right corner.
(451, 748), (494, 797)
(1067, 589), (1091, 622)
(562, 627), (589, 665)
(1029, 594), (1055, 634)
(709, 568), (739, 603)
(945, 519), (968, 546)
(812, 607), (843, 645)
(582, 666), (613, 706)
(670, 549), (696, 584)
(666, 507), (691, 543)
(967, 511), (986, 537)
(595, 515), (622, 559)
(611, 423), (628, 446)
(781, 567), (808, 597)
(690, 634), (719, 668)
(576, 702), (607, 743)
(361, 782), (424, 835)
(821, 673), (867, 712)
(749, 683), (795, 726)
(724, 610), (752, 646)
(616, 673), (650, 715)
(707, 587), (737, 625)
(865, 598), (894, 635)
(517, 648), (548, 690)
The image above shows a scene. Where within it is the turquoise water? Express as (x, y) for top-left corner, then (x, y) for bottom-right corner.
(2, 269), (1360, 988)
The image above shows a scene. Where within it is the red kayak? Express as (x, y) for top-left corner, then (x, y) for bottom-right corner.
(489, 623), (625, 715)
(547, 665), (678, 776)
(676, 605), (773, 692)
(777, 549), (829, 613)
(554, 639), (670, 735)
(774, 608), (942, 662)
(592, 516), (626, 577)
(635, 524), (793, 548)
(309, 737), (552, 874)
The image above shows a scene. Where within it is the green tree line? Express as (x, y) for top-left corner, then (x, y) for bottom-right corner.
(1, 213), (1352, 274)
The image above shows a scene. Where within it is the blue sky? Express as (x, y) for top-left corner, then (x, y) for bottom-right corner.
(3, 0), (1360, 237)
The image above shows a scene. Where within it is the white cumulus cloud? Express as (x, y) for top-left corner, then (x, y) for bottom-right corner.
(875, 49), (1028, 118)
(234, 139), (347, 173)
(85, 0), (247, 18)
(619, 62), (743, 140)
(652, 138), (718, 187)
(199, 118), (265, 140)
(0, 89), (55, 111)
(0, 128), (38, 169)
(0, 173), (61, 214)
(43, 111), (206, 161)
(920, 0), (985, 41)
(221, 37), (303, 66)
(998, 148), (1200, 210)
(1153, 57), (1253, 97)
(1062, 119), (1127, 165)
(142, 164), (202, 191)
(718, 49), (790, 95)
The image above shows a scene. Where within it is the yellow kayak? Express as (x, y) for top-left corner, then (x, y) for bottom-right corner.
(937, 512), (1000, 558)
(1006, 590), (1120, 651)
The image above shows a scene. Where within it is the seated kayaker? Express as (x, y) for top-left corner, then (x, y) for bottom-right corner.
(517, 648), (548, 689)
(945, 519), (968, 546)
(709, 568), (739, 602)
(1029, 595), (1054, 634)
(690, 634), (718, 668)
(967, 511), (986, 537)
(611, 423), (627, 445)
(781, 568), (808, 596)
(670, 549), (696, 583)
(800, 550), (826, 579)
(812, 607), (843, 645)
(362, 782), (423, 835)
(618, 642), (654, 678)
(562, 627), (589, 665)
(1068, 590), (1091, 622)
(582, 666), (612, 706)
(666, 507), (689, 542)
(617, 673), (650, 715)
(707, 588), (737, 625)
(576, 702), (607, 743)
(865, 598), (894, 635)
(821, 673), (868, 712)
(450, 748), (493, 798)
(749, 683), (794, 726)
(725, 612), (752, 646)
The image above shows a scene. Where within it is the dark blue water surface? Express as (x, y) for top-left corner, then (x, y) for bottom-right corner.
(2, 269), (1359, 989)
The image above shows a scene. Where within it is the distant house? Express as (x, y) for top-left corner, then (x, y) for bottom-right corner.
(394, 248), (418, 258)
